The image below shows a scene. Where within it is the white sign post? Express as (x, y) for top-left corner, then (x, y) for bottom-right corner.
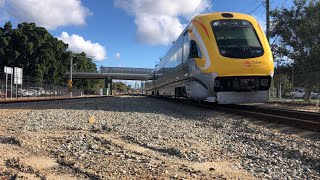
(11, 71), (13, 98)
(14, 67), (23, 98)
(5, 67), (8, 99)
(4, 66), (13, 99)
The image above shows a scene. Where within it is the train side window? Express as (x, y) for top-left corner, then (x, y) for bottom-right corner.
(189, 40), (202, 59)
(183, 42), (189, 62)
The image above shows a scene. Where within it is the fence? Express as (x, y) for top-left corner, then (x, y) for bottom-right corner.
(0, 73), (87, 101)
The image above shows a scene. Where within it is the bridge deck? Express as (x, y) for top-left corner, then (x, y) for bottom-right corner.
(65, 67), (153, 80)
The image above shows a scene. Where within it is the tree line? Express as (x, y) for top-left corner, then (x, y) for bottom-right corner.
(0, 21), (101, 91)
(271, 0), (320, 101)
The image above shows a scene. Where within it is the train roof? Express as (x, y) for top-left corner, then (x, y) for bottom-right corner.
(155, 12), (258, 71)
(194, 12), (255, 18)
(179, 12), (257, 37)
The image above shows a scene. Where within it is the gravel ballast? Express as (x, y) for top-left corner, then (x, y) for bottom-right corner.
(0, 96), (319, 179)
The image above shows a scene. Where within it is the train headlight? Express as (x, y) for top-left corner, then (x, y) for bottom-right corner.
(270, 71), (274, 77)
(212, 72), (219, 78)
(260, 79), (269, 86)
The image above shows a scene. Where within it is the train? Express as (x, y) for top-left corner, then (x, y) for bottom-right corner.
(145, 12), (274, 104)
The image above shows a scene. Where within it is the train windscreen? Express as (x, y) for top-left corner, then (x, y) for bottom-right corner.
(211, 19), (264, 59)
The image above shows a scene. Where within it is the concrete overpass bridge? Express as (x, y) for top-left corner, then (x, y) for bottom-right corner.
(65, 67), (153, 80)
(64, 66), (154, 95)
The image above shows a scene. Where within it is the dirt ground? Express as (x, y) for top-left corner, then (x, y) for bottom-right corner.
(262, 101), (320, 112)
(0, 108), (254, 180)
(1, 98), (319, 179)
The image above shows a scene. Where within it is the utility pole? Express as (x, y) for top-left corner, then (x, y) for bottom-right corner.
(69, 57), (73, 98)
(68, 54), (95, 98)
(266, 0), (271, 100)
(266, 0), (270, 42)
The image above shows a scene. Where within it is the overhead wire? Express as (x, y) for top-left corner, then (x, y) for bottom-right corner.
(6, 0), (41, 25)
(270, 0), (290, 47)
(0, 0), (85, 60)
(202, 0), (215, 13)
(186, 0), (206, 24)
(270, 35), (280, 47)
(239, 0), (258, 13)
(0, 0), (45, 34)
(0, 5), (23, 22)
(281, 0), (288, 7)
(248, 1), (264, 14)
(4, 1), (100, 62)
(0, 0), (87, 84)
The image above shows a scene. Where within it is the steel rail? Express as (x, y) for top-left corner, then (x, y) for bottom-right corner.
(220, 104), (320, 121)
(148, 95), (320, 132)
(213, 104), (320, 132)
(0, 95), (112, 104)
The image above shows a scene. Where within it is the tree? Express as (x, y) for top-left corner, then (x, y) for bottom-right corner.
(0, 21), (100, 91)
(271, 0), (320, 101)
(113, 82), (128, 93)
(272, 71), (292, 98)
(71, 52), (102, 91)
(35, 64), (43, 85)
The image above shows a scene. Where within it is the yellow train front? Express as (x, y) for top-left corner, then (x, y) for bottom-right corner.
(146, 12), (274, 104)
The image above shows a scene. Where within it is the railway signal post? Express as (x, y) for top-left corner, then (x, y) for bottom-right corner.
(68, 79), (73, 94)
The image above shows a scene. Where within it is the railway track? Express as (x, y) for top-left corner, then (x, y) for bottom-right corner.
(2, 94), (320, 132)
(149, 95), (320, 132)
(213, 104), (320, 132)
(0, 95), (110, 104)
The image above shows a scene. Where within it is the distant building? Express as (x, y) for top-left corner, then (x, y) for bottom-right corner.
(140, 82), (145, 89)
(135, 81), (139, 89)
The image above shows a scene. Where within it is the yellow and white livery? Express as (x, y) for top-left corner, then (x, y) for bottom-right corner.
(146, 12), (274, 104)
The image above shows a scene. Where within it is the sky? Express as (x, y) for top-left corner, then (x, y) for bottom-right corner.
(0, 0), (294, 71)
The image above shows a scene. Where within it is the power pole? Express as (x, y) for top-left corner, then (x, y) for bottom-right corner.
(266, 0), (271, 100)
(69, 57), (73, 98)
(266, 0), (270, 42)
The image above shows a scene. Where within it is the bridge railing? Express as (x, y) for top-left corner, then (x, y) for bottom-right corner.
(100, 67), (153, 74)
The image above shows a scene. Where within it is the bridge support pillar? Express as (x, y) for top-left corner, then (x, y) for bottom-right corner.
(105, 78), (113, 96)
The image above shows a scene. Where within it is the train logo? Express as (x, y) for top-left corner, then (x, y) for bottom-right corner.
(244, 61), (252, 67)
